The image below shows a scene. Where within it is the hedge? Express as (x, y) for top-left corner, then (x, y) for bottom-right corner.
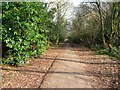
(2, 2), (55, 66)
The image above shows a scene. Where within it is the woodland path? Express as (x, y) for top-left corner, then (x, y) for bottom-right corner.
(1, 43), (118, 88)
(40, 43), (95, 88)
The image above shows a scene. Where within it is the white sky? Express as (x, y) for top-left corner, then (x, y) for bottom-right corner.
(43, 0), (119, 6)
(69, 0), (83, 6)
(44, 0), (83, 6)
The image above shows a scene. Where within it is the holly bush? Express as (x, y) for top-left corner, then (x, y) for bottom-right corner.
(2, 2), (55, 66)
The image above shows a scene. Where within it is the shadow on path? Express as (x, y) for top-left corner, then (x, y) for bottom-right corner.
(40, 57), (119, 65)
(2, 67), (118, 78)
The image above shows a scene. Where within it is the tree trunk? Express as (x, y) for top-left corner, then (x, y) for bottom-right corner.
(96, 1), (107, 48)
(109, 2), (120, 52)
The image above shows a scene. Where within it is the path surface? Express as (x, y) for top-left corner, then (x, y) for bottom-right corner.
(1, 43), (118, 88)
(40, 43), (95, 88)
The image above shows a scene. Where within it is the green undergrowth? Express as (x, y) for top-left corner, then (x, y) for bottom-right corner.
(92, 44), (120, 60)
(2, 2), (55, 66)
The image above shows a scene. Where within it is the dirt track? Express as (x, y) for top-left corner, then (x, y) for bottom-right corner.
(40, 43), (95, 88)
(1, 43), (119, 88)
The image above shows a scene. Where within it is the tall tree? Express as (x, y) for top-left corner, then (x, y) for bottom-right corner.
(95, 0), (107, 48)
(46, 0), (71, 45)
(109, 2), (120, 51)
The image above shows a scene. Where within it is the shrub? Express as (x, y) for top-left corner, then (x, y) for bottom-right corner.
(109, 46), (120, 59)
(2, 2), (55, 66)
(91, 44), (102, 51)
(95, 46), (120, 59)
(68, 33), (80, 44)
